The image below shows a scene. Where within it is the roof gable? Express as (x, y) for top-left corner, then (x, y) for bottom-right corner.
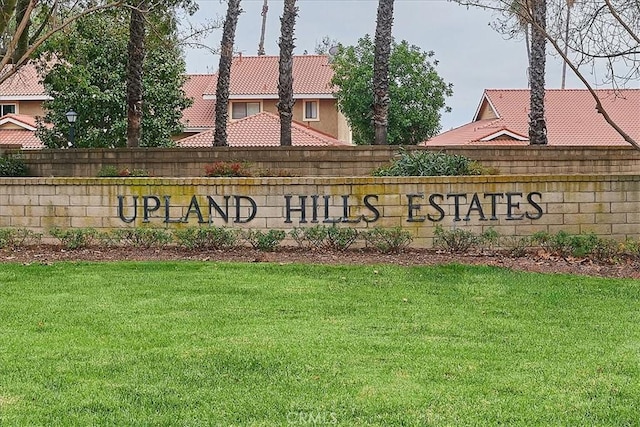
(0, 114), (37, 130)
(425, 89), (640, 146)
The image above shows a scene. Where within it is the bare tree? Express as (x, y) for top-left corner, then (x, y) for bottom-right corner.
(372, 0), (395, 145)
(560, 0), (575, 89)
(455, 0), (640, 149)
(277, 0), (297, 147)
(213, 0), (242, 147)
(1, 0), (124, 86)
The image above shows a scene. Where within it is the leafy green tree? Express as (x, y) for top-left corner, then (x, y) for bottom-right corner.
(331, 36), (452, 145)
(36, 10), (190, 148)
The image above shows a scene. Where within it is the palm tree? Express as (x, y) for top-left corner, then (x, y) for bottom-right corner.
(528, 0), (548, 145)
(277, 0), (297, 147)
(213, 0), (242, 147)
(126, 0), (147, 148)
(372, 0), (394, 145)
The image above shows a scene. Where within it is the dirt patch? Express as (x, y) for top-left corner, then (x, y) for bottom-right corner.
(2, 245), (639, 279)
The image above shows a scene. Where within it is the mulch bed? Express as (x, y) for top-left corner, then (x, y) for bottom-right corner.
(2, 246), (639, 279)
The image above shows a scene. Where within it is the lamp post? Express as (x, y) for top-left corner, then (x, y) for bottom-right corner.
(65, 110), (78, 147)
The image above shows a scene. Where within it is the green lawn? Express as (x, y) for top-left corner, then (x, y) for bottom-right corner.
(0, 261), (638, 426)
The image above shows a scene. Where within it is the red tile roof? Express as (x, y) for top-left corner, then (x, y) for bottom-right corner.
(0, 114), (45, 149)
(177, 112), (350, 147)
(0, 113), (38, 129)
(424, 89), (640, 146)
(203, 55), (335, 99)
(182, 74), (217, 130)
(0, 129), (43, 149)
(0, 62), (47, 99)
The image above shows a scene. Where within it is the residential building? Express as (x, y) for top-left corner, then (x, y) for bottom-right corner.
(2, 55), (351, 148)
(423, 89), (640, 146)
(181, 54), (352, 145)
(0, 64), (47, 149)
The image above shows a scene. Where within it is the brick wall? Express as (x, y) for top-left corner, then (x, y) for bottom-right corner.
(1, 175), (638, 247)
(18, 146), (640, 178)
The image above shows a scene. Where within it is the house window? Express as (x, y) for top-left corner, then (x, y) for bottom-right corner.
(1, 104), (16, 116)
(231, 102), (260, 119)
(303, 100), (319, 121)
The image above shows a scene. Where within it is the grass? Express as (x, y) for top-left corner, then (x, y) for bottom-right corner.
(0, 261), (639, 425)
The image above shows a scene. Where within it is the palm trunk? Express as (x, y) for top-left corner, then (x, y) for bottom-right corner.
(277, 0), (297, 147)
(373, 0), (394, 145)
(528, 0), (547, 145)
(126, 0), (147, 148)
(213, 0), (242, 147)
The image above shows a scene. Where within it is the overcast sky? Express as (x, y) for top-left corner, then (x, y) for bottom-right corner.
(182, 0), (584, 131)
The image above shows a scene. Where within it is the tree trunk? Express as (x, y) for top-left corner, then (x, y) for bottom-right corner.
(11, 0), (30, 63)
(528, 0), (548, 145)
(257, 0), (268, 55)
(373, 0), (394, 145)
(560, 0), (572, 89)
(277, 0), (297, 147)
(126, 0), (147, 148)
(0, 0), (17, 35)
(214, 0), (242, 147)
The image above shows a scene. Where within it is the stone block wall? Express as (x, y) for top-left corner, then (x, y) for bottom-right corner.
(16, 146), (640, 177)
(1, 175), (638, 247)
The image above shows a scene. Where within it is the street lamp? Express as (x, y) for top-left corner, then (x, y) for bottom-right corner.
(65, 110), (78, 147)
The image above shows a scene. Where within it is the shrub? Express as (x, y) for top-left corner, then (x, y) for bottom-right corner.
(204, 161), (252, 177)
(243, 229), (286, 251)
(0, 228), (42, 249)
(591, 238), (622, 264)
(94, 230), (121, 248)
(118, 168), (149, 177)
(97, 166), (149, 177)
(49, 227), (96, 250)
(326, 226), (359, 251)
(433, 225), (481, 253)
(363, 226), (413, 253)
(173, 227), (239, 250)
(0, 154), (28, 177)
(289, 226), (328, 249)
(500, 235), (532, 257)
(97, 165), (120, 177)
(481, 227), (500, 251)
(531, 230), (601, 258)
(372, 149), (491, 177)
(621, 238), (640, 259)
(113, 228), (172, 249)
